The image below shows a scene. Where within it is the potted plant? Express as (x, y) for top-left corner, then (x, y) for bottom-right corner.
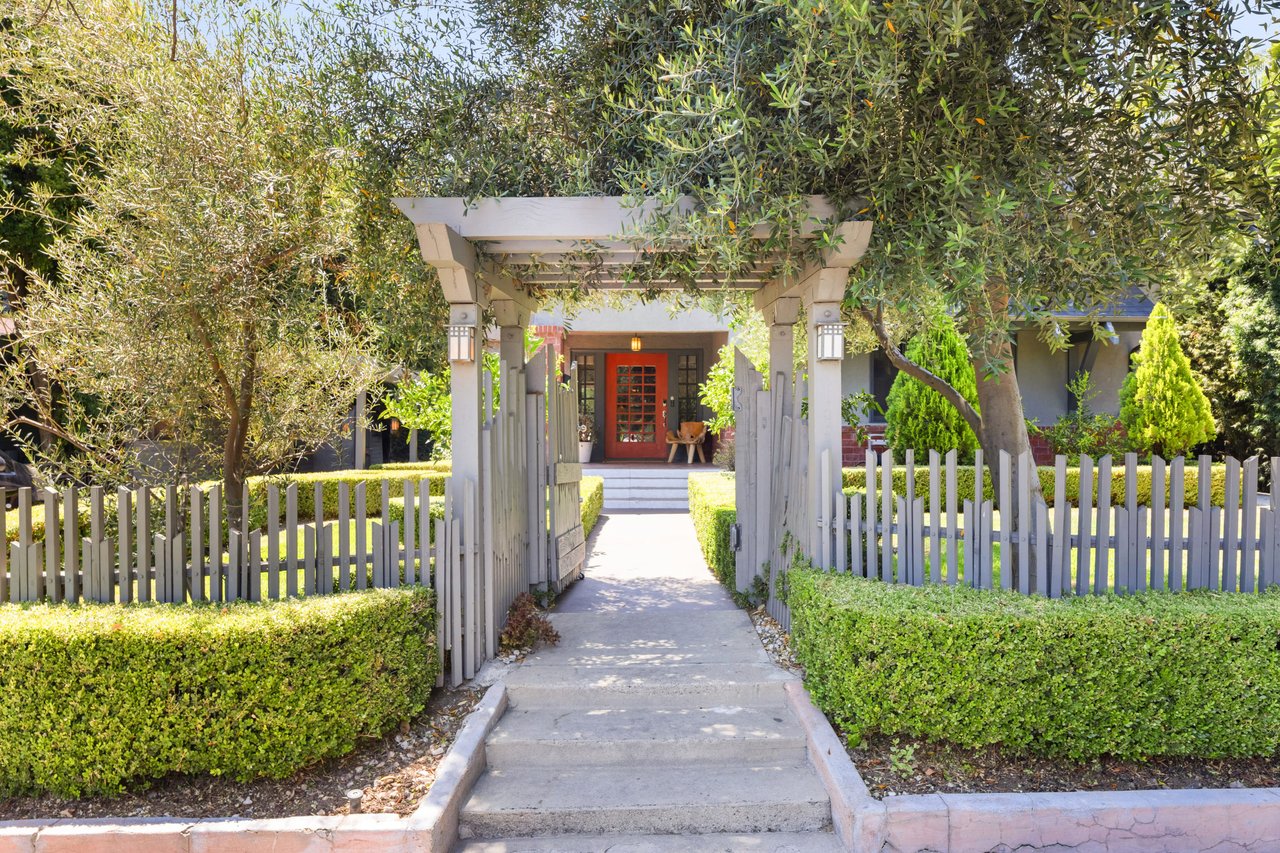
(578, 414), (594, 464)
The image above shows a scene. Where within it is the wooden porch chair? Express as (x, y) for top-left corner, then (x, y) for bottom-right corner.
(666, 421), (708, 464)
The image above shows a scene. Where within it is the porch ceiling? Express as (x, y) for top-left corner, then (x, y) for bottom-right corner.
(393, 196), (870, 301)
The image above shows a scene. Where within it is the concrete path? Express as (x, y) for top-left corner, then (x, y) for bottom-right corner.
(455, 512), (840, 852)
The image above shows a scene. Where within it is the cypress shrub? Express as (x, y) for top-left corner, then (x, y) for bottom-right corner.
(884, 317), (980, 463)
(1120, 303), (1216, 457)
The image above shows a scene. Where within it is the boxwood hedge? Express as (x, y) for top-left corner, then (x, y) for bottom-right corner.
(789, 569), (1280, 760)
(841, 463), (1228, 508)
(0, 587), (438, 797)
(689, 473), (737, 588)
(581, 475), (604, 538)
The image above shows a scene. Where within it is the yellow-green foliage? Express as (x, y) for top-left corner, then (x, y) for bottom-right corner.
(580, 476), (604, 537)
(244, 470), (448, 529)
(0, 588), (438, 797)
(1120, 303), (1216, 456)
(841, 463), (1228, 507)
(370, 461), (453, 473)
(789, 570), (1280, 760)
(884, 316), (980, 463)
(688, 472), (737, 588)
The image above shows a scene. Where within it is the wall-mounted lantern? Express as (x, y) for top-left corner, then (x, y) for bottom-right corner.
(816, 322), (845, 361)
(631, 335), (643, 352)
(448, 324), (476, 363)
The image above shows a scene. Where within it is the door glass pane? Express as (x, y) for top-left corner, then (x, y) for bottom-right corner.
(616, 364), (657, 443)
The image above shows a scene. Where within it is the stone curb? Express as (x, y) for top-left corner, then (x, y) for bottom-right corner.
(786, 679), (1280, 852)
(407, 681), (508, 852)
(783, 680), (870, 850)
(0, 683), (509, 853)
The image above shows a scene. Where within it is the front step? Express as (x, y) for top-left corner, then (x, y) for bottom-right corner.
(485, 705), (808, 767)
(503, 662), (796, 708)
(456, 831), (845, 852)
(458, 764), (832, 837)
(588, 466), (700, 511)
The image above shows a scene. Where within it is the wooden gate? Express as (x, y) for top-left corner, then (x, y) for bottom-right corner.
(525, 348), (586, 593)
(732, 348), (812, 629)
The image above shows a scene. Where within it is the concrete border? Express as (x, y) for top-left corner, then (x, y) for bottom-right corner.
(407, 682), (508, 851)
(786, 680), (1280, 853)
(0, 683), (509, 853)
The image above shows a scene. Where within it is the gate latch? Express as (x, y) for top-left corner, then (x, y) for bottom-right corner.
(730, 523), (742, 552)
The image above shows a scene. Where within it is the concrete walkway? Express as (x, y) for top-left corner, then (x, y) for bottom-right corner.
(455, 512), (840, 852)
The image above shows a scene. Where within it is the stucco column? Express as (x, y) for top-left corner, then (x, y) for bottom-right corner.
(806, 299), (845, 566)
(449, 302), (483, 488)
(493, 300), (531, 371)
(765, 297), (800, 396)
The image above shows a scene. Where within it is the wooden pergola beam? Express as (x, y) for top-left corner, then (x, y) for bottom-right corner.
(394, 196), (839, 243)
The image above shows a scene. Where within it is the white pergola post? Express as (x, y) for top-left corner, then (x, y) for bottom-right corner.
(764, 297), (799, 395)
(493, 299), (531, 369)
(805, 285), (847, 564)
(449, 302), (484, 487)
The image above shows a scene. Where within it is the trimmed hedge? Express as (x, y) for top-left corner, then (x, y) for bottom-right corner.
(841, 463), (1229, 508)
(689, 472), (737, 588)
(245, 470), (449, 528)
(0, 587), (438, 797)
(789, 569), (1280, 760)
(370, 461), (453, 473)
(581, 476), (604, 538)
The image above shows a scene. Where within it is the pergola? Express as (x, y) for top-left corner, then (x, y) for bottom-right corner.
(395, 196), (871, 560)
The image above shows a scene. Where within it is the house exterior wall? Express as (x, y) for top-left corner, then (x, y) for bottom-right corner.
(1017, 331), (1069, 425)
(535, 301), (1144, 466)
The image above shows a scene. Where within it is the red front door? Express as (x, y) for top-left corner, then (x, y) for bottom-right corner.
(605, 352), (669, 460)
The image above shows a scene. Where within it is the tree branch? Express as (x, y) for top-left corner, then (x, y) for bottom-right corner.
(188, 306), (237, 414)
(859, 305), (985, 441)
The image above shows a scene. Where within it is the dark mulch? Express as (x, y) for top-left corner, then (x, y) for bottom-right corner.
(0, 685), (485, 822)
(846, 731), (1280, 798)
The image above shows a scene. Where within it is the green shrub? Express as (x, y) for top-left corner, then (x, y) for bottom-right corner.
(581, 476), (604, 537)
(688, 473), (737, 588)
(789, 570), (1280, 760)
(840, 463), (1229, 508)
(0, 587), (438, 797)
(884, 316), (980, 463)
(244, 470), (448, 529)
(1121, 302), (1216, 457)
(370, 461), (452, 473)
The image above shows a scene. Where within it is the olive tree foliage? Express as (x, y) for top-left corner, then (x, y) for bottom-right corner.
(0, 0), (378, 520)
(586, 0), (1276, 481)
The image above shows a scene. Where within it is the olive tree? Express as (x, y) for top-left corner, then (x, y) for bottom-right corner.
(0, 0), (378, 522)
(594, 0), (1275, 479)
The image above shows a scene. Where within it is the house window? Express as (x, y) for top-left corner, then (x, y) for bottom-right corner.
(576, 354), (596, 424)
(677, 354), (701, 423)
(869, 351), (896, 423)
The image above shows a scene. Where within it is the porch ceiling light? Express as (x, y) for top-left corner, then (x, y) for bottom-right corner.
(448, 324), (476, 363)
(631, 335), (643, 352)
(816, 322), (845, 361)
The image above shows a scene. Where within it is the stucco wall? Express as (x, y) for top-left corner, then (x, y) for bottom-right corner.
(1071, 330), (1141, 416)
(1016, 331), (1068, 426)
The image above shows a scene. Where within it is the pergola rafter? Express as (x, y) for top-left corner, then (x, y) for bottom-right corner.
(395, 195), (872, 564)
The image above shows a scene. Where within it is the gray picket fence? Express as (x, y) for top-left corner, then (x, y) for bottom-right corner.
(815, 449), (1280, 596)
(0, 476), (499, 686)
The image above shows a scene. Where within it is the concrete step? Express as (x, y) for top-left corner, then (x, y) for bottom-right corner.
(603, 487), (690, 499)
(584, 467), (706, 479)
(503, 661), (796, 709)
(603, 502), (689, 511)
(485, 705), (808, 767)
(459, 764), (832, 837)
(455, 831), (845, 852)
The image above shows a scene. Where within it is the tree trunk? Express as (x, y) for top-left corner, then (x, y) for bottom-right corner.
(968, 281), (1043, 590)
